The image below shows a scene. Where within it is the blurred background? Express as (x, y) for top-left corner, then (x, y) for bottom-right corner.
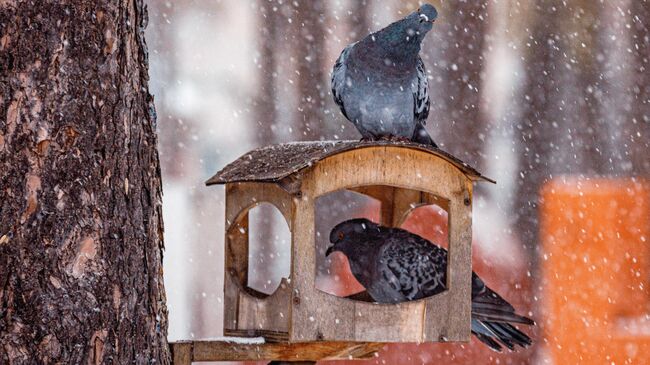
(145, 0), (650, 363)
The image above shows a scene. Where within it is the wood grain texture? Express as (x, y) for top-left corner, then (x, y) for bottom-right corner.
(0, 1), (170, 363)
(390, 187), (427, 226)
(171, 342), (192, 365)
(236, 277), (291, 336)
(350, 185), (396, 225)
(170, 340), (383, 362)
(290, 188), (357, 342)
(423, 180), (473, 342)
(224, 182), (293, 336)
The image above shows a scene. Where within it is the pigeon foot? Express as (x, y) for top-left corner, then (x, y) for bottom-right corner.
(381, 135), (410, 143)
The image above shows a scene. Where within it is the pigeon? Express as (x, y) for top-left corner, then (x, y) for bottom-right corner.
(326, 218), (534, 352)
(331, 4), (438, 147)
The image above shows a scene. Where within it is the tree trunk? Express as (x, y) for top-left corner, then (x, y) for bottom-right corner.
(349, 0), (370, 43)
(570, 0), (610, 174)
(630, 0), (650, 175)
(431, 1), (489, 169)
(256, 0), (280, 145)
(513, 1), (563, 254)
(0, 1), (170, 364)
(294, 0), (327, 141)
(251, 0), (280, 292)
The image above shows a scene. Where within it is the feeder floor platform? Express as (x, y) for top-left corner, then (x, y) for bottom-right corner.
(170, 338), (384, 364)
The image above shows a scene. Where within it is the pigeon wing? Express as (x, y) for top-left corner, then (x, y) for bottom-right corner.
(410, 57), (438, 147)
(331, 43), (355, 121)
(379, 232), (447, 301)
(412, 56), (430, 125)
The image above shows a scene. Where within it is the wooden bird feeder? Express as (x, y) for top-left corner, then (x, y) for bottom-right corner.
(171, 140), (493, 364)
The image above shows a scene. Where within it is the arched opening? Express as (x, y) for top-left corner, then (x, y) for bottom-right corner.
(226, 201), (291, 299)
(315, 186), (450, 303)
(247, 203), (291, 296)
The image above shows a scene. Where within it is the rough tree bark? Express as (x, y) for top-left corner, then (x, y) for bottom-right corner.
(0, 1), (170, 364)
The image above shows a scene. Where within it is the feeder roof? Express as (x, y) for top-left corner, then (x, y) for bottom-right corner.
(205, 140), (495, 186)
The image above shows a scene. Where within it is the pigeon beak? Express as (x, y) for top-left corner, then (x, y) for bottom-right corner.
(326, 245), (335, 257)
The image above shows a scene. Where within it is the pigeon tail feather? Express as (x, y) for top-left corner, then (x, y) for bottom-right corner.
(472, 308), (535, 325)
(470, 279), (534, 351)
(472, 283), (535, 325)
(472, 331), (503, 352)
(471, 317), (532, 352)
(412, 123), (438, 148)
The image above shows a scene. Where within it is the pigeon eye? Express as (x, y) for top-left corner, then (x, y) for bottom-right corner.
(338, 232), (345, 240)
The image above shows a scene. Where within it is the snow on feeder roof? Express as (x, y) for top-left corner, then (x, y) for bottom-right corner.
(206, 140), (495, 185)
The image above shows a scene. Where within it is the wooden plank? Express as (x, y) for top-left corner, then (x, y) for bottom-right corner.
(353, 300), (425, 342)
(237, 277), (291, 336)
(224, 182), (293, 335)
(224, 183), (248, 332)
(423, 192), (450, 212)
(289, 187), (356, 342)
(223, 329), (289, 343)
(170, 342), (192, 365)
(350, 185), (395, 225)
(390, 187), (423, 226)
(424, 180), (472, 342)
(189, 340), (383, 362)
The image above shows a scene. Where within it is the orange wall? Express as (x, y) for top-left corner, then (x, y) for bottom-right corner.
(540, 179), (650, 365)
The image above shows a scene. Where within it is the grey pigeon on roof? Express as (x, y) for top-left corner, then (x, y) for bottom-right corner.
(331, 4), (438, 147)
(326, 218), (534, 352)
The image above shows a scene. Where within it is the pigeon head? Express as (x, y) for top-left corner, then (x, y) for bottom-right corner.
(371, 4), (438, 60)
(414, 4), (438, 30)
(393, 4), (438, 37)
(326, 218), (381, 257)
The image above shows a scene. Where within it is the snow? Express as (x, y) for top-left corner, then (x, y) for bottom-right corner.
(147, 0), (650, 362)
(190, 336), (265, 344)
